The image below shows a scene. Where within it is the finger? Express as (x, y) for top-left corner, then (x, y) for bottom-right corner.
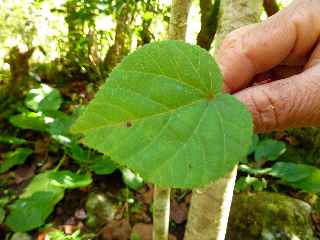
(217, 0), (320, 93)
(270, 65), (304, 80)
(234, 64), (320, 133)
(305, 42), (320, 69)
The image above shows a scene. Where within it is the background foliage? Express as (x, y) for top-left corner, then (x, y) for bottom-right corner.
(3, 1), (320, 240)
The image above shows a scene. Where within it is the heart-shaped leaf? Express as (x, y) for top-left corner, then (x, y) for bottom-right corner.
(72, 40), (253, 188)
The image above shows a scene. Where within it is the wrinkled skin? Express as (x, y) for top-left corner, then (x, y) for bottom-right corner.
(218, 0), (320, 133)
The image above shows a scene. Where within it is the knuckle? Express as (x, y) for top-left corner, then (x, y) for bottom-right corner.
(250, 86), (284, 132)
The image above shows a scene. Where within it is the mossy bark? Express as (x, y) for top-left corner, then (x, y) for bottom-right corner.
(215, 0), (262, 47)
(226, 192), (315, 240)
(185, 1), (262, 240)
(104, 4), (132, 72)
(168, 0), (191, 41)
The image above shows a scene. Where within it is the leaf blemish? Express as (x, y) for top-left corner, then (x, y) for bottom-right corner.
(207, 91), (214, 100)
(126, 121), (133, 128)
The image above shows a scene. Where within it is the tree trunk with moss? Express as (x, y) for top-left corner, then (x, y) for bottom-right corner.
(104, 5), (131, 72)
(0, 46), (34, 112)
(153, 1), (191, 240)
(168, 0), (191, 41)
(185, 1), (262, 240)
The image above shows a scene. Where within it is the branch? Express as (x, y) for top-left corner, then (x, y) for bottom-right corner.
(197, 0), (221, 50)
(263, 0), (279, 17)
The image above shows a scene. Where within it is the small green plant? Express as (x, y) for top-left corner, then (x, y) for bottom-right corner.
(1, 84), (117, 232)
(239, 135), (320, 193)
(47, 229), (81, 240)
(72, 40), (253, 239)
(5, 170), (92, 232)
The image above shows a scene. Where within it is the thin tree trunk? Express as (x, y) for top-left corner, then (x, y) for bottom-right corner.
(215, 0), (261, 47)
(197, 0), (221, 50)
(138, 0), (153, 46)
(168, 0), (191, 41)
(104, 5), (131, 71)
(153, 1), (191, 239)
(153, 187), (171, 240)
(263, 0), (279, 17)
(185, 1), (262, 240)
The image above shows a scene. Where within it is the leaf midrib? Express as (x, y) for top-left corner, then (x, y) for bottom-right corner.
(110, 69), (208, 96)
(77, 98), (211, 132)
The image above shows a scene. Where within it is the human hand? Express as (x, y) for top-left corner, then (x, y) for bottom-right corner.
(217, 0), (320, 133)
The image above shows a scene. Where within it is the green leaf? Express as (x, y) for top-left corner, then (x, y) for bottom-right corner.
(10, 232), (32, 240)
(0, 135), (27, 144)
(131, 234), (142, 240)
(67, 143), (118, 175)
(0, 207), (5, 224)
(6, 191), (64, 232)
(49, 171), (92, 189)
(239, 164), (272, 175)
(9, 112), (49, 132)
(25, 84), (62, 112)
(71, 40), (253, 188)
(254, 139), (286, 162)
(0, 148), (32, 173)
(269, 162), (313, 183)
(269, 162), (320, 193)
(48, 230), (81, 240)
(235, 175), (267, 192)
(47, 111), (76, 136)
(247, 134), (259, 155)
(90, 155), (118, 175)
(122, 168), (144, 190)
(5, 171), (92, 232)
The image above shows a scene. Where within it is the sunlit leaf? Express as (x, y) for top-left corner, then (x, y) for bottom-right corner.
(239, 164), (272, 175)
(235, 175), (267, 192)
(0, 135), (27, 145)
(25, 84), (62, 112)
(72, 40), (253, 188)
(0, 148), (32, 173)
(9, 112), (49, 132)
(49, 171), (92, 189)
(122, 168), (144, 190)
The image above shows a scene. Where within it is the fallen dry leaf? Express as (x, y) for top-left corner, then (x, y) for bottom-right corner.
(100, 219), (131, 240)
(131, 223), (176, 240)
(131, 223), (152, 240)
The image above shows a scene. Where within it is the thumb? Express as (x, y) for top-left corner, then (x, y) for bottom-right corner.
(234, 66), (320, 133)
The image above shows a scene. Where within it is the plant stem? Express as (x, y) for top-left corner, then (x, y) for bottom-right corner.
(54, 155), (67, 171)
(152, 1), (191, 239)
(185, 1), (261, 239)
(153, 186), (171, 240)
